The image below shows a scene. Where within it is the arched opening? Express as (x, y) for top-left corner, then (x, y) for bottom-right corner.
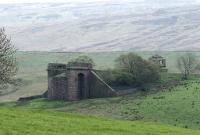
(78, 73), (85, 99)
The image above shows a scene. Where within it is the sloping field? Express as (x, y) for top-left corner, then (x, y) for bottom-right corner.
(0, 108), (200, 135)
(2, 78), (200, 130)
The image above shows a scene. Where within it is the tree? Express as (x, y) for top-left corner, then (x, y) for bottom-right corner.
(115, 53), (160, 86)
(177, 53), (197, 79)
(70, 55), (95, 66)
(0, 27), (17, 86)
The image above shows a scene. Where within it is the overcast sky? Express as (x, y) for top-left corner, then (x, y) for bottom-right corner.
(0, 0), (199, 4)
(0, 0), (109, 3)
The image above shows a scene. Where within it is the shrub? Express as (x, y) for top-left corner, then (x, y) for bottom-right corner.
(69, 55), (95, 66)
(114, 70), (135, 86)
(114, 53), (160, 86)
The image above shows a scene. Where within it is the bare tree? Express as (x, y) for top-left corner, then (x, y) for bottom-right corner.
(177, 53), (197, 79)
(0, 27), (17, 86)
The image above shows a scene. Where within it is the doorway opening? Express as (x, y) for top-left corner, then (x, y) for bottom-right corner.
(78, 73), (85, 99)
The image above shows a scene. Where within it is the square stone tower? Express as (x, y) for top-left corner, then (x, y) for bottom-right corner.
(149, 54), (168, 72)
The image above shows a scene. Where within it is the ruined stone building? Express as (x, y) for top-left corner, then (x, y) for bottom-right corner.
(149, 54), (168, 72)
(47, 62), (117, 101)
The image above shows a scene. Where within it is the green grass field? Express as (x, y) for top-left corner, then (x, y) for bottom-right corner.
(0, 108), (200, 135)
(2, 78), (200, 130)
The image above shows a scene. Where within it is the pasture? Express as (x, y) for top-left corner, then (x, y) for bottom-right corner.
(0, 108), (200, 135)
(1, 78), (200, 130)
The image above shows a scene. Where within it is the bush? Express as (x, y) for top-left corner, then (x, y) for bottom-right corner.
(91, 53), (160, 87)
(113, 53), (160, 86)
(69, 55), (95, 66)
(114, 71), (136, 86)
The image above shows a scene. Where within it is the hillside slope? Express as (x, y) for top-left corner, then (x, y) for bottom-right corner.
(2, 78), (200, 130)
(2, 1), (200, 51)
(0, 108), (200, 135)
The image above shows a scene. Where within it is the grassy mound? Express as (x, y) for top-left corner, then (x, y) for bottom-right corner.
(0, 108), (200, 135)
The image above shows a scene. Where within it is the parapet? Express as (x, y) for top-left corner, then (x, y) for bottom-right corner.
(67, 62), (93, 70)
(47, 63), (67, 77)
(48, 63), (67, 70)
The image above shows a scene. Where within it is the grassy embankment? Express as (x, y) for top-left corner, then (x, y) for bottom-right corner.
(1, 76), (200, 130)
(0, 108), (200, 135)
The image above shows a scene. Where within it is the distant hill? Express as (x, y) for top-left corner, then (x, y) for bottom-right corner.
(1, 0), (200, 51)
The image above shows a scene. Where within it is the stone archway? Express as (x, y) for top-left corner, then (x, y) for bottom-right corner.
(78, 73), (85, 99)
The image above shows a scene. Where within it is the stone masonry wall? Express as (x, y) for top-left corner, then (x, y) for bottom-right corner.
(48, 74), (67, 100)
(66, 69), (90, 100)
(89, 71), (117, 98)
